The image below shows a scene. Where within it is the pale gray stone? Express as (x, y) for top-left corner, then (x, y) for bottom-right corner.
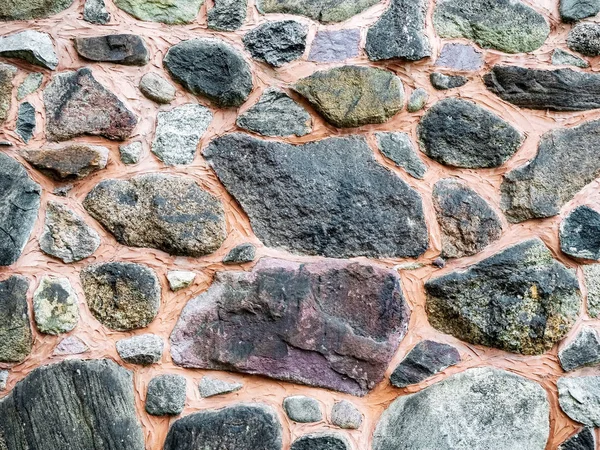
(139, 73), (176, 104)
(331, 400), (362, 429)
(145, 374), (186, 416)
(198, 376), (242, 398)
(376, 131), (426, 179)
(53, 336), (89, 355)
(436, 43), (483, 70)
(119, 141), (143, 164)
(283, 396), (322, 423)
(559, 327), (600, 372)
(84, 0), (110, 24)
(407, 88), (428, 112)
(117, 334), (164, 365)
(33, 276), (79, 335)
(558, 376), (600, 426)
(17, 73), (43, 100)
(222, 243), (256, 264)
(430, 72), (468, 90)
(167, 270), (196, 291)
(0, 30), (58, 70)
(308, 29), (360, 62)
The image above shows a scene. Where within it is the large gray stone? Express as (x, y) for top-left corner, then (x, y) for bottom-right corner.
(560, 206), (600, 260)
(568, 23), (600, 56)
(145, 374), (186, 416)
(243, 21), (307, 67)
(0, 63), (16, 126)
(75, 34), (149, 66)
(559, 327), (600, 372)
(204, 134), (427, 258)
(0, 30), (58, 70)
(0, 0), (73, 21)
(561, 0), (600, 21)
(33, 276), (79, 335)
(22, 144), (108, 181)
(116, 334), (164, 365)
(208, 0), (247, 31)
(256, 0), (378, 23)
(376, 132), (426, 179)
(308, 29), (360, 62)
(0, 276), (31, 363)
(373, 367), (550, 450)
(558, 376), (600, 426)
(114, 0), (204, 23)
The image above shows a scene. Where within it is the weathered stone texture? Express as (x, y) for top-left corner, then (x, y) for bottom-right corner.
(33, 276), (79, 335)
(407, 88), (428, 112)
(208, 0), (247, 31)
(0, 276), (32, 363)
(139, 72), (176, 104)
(114, 0), (204, 23)
(167, 271), (196, 291)
(243, 21), (307, 67)
(376, 132), (427, 179)
(292, 434), (350, 450)
(552, 48), (589, 68)
(568, 23), (600, 56)
(561, 0), (600, 22)
(283, 396), (322, 423)
(145, 374), (186, 416)
(331, 400), (362, 429)
(436, 43), (483, 71)
(84, 0), (110, 24)
(430, 72), (468, 90)
(256, 0), (379, 23)
(308, 29), (360, 62)
(22, 144), (108, 181)
(560, 206), (600, 260)
(222, 243), (256, 264)
(75, 34), (149, 66)
(585, 264), (600, 318)
(0, 63), (16, 125)
(559, 327), (600, 372)
(0, 0), (74, 21)
(558, 376), (600, 426)
(558, 427), (596, 450)
(116, 334), (164, 365)
(198, 376), (242, 398)
(16, 102), (35, 143)
(17, 73), (44, 100)
(0, 30), (58, 70)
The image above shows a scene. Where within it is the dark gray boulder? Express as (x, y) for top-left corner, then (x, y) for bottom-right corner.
(376, 131), (426, 179)
(430, 72), (467, 90)
(559, 327), (600, 372)
(204, 133), (427, 258)
(222, 243), (256, 264)
(561, 0), (600, 22)
(558, 428), (596, 450)
(75, 34), (149, 66)
(560, 206), (600, 260)
(116, 334), (163, 365)
(243, 21), (307, 67)
(0, 276), (32, 363)
(145, 374), (186, 416)
(208, 0), (247, 31)
(16, 102), (35, 143)
(256, 0), (378, 23)
(291, 434), (350, 450)
(558, 376), (600, 426)
(568, 23), (600, 56)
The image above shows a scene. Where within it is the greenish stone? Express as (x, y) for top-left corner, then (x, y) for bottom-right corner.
(17, 73), (43, 101)
(256, 0), (379, 23)
(0, 0), (73, 21)
(114, 0), (204, 24)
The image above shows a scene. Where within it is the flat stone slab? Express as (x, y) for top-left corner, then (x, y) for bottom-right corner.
(199, 376), (242, 398)
(256, 0), (379, 23)
(75, 34), (149, 66)
(0, 276), (32, 363)
(22, 144), (109, 181)
(559, 376), (600, 426)
(568, 23), (600, 56)
(145, 374), (186, 416)
(0, 0), (74, 20)
(0, 30), (58, 70)
(114, 0), (204, 23)
(308, 29), (360, 62)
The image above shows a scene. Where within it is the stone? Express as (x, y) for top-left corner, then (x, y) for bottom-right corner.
(16, 102), (35, 143)
(0, 371), (7, 391)
(561, 0), (600, 22)
(433, 178), (503, 258)
(164, 38), (252, 107)
(22, 144), (109, 181)
(559, 327), (600, 372)
(119, 141), (143, 164)
(283, 396), (322, 423)
(366, 0), (430, 61)
(80, 262), (161, 331)
(558, 376), (600, 426)
(222, 243), (256, 264)
(484, 65), (600, 111)
(114, 0), (204, 23)
(208, 0), (247, 31)
(167, 270), (196, 291)
(331, 400), (362, 429)
(145, 374), (186, 416)
(171, 258), (410, 396)
(0, 0), (74, 20)
(198, 376), (242, 398)
(433, 0), (549, 53)
(374, 367), (549, 450)
(0, 154), (41, 266)
(0, 63), (16, 125)
(585, 264), (600, 318)
(426, 239), (581, 355)
(430, 72), (468, 90)
(17, 72), (43, 100)
(558, 428), (596, 450)
(501, 119), (600, 222)
(204, 134), (427, 258)
(291, 434), (350, 450)
(75, 35), (149, 66)
(568, 23), (600, 56)
(560, 206), (600, 260)
(433, 257), (446, 268)
(0, 276), (32, 363)
(84, 174), (226, 256)
(293, 65), (404, 128)
(44, 68), (137, 141)
(0, 359), (144, 450)
(236, 88), (311, 137)
(390, 340), (460, 388)
(53, 185), (72, 196)
(376, 131), (427, 179)
(53, 336), (88, 355)
(164, 404), (282, 450)
(436, 43), (483, 71)
(33, 276), (79, 335)
(244, 21), (307, 67)
(552, 48), (589, 68)
(0, 140), (12, 146)
(84, 0), (110, 24)
(256, 0), (378, 23)
(139, 72), (176, 104)
(116, 334), (164, 365)
(407, 87), (428, 112)
(0, 30), (58, 70)
(308, 29), (360, 62)
(417, 98), (523, 169)
(152, 104), (213, 165)
(39, 201), (100, 263)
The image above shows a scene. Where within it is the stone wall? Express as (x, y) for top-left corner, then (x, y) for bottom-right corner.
(0, 0), (599, 449)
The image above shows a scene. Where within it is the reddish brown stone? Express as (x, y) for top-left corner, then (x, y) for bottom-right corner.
(22, 144), (108, 181)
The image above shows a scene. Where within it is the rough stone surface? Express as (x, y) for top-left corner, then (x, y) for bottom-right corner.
(33, 276), (79, 335)
(558, 376), (600, 426)
(331, 400), (362, 429)
(222, 242), (256, 264)
(167, 270), (195, 291)
(293, 65), (404, 128)
(568, 23), (600, 56)
(152, 104), (213, 165)
(198, 376), (242, 398)
(208, 0), (247, 31)
(145, 374), (186, 416)
(559, 327), (600, 372)
(139, 72), (176, 104)
(417, 98), (523, 169)
(366, 0), (430, 61)
(22, 144), (109, 181)
(75, 34), (149, 66)
(244, 21), (307, 67)
(308, 29), (360, 62)
(81, 262), (161, 331)
(53, 336), (88, 355)
(436, 43), (483, 71)
(84, 174), (226, 256)
(204, 134), (427, 258)
(0, 371), (7, 391)
(283, 396), (322, 423)
(0, 0), (74, 20)
(171, 258), (410, 396)
(16, 102), (36, 143)
(291, 434), (350, 450)
(17, 73), (44, 100)
(407, 87), (428, 112)
(0, 30), (58, 70)
(561, 0), (600, 22)
(0, 153), (41, 266)
(433, 178), (503, 258)
(553, 48), (589, 67)
(374, 367), (550, 450)
(390, 340), (460, 388)
(44, 68), (137, 141)
(84, 0), (110, 24)
(164, 404), (282, 450)
(164, 38), (252, 107)
(585, 264), (600, 318)
(376, 132), (427, 179)
(433, 0), (550, 53)
(560, 206), (600, 260)
(0, 276), (32, 363)
(236, 88), (311, 137)
(0, 63), (16, 125)
(119, 141), (143, 164)
(0, 359), (145, 450)
(430, 72), (468, 90)
(558, 428), (596, 450)
(114, 0), (204, 23)
(256, 0), (378, 23)
(426, 239), (581, 355)
(501, 119), (600, 222)
(117, 334), (164, 365)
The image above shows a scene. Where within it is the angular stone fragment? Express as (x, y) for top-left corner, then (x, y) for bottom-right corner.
(44, 68), (137, 141)
(119, 141), (143, 164)
(291, 434), (350, 450)
(16, 102), (35, 143)
(204, 134), (427, 258)
(561, 0), (600, 22)
(152, 104), (213, 165)
(426, 239), (581, 355)
(114, 0), (204, 23)
(244, 21), (307, 67)
(0, 359), (145, 450)
(407, 87), (428, 112)
(145, 374), (186, 416)
(164, 404), (282, 450)
(552, 48), (589, 68)
(568, 23), (600, 56)
(501, 119), (600, 222)
(84, 0), (110, 24)
(171, 258), (410, 395)
(283, 396), (322, 423)
(433, 0), (549, 53)
(53, 336), (88, 355)
(236, 88), (311, 137)
(0, 276), (31, 363)
(559, 376), (600, 426)
(222, 243), (256, 264)
(390, 340), (460, 388)
(308, 29), (360, 62)
(558, 428), (596, 450)
(164, 38), (252, 107)
(0, 30), (58, 70)
(84, 174), (226, 256)
(376, 132), (426, 179)
(585, 264), (600, 318)
(331, 400), (362, 429)
(33, 276), (79, 335)
(17, 73), (43, 100)
(366, 0), (430, 61)
(0, 371), (7, 391)
(139, 72), (176, 104)
(436, 43), (483, 71)
(433, 178), (503, 258)
(22, 144), (109, 181)
(208, 0), (247, 31)
(0, 154), (41, 266)
(81, 262), (161, 331)
(560, 206), (600, 260)
(0, 63), (16, 125)
(418, 98), (522, 169)
(198, 376), (242, 398)
(167, 271), (196, 291)
(430, 72), (467, 90)
(257, 0), (377, 22)
(117, 334), (164, 365)
(559, 327), (600, 372)
(293, 66), (404, 128)
(75, 34), (149, 66)
(0, 0), (74, 21)
(374, 367), (549, 450)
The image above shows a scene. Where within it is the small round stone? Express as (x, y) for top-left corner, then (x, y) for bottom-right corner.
(331, 400), (362, 429)
(139, 73), (176, 104)
(283, 396), (322, 423)
(145, 374), (186, 416)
